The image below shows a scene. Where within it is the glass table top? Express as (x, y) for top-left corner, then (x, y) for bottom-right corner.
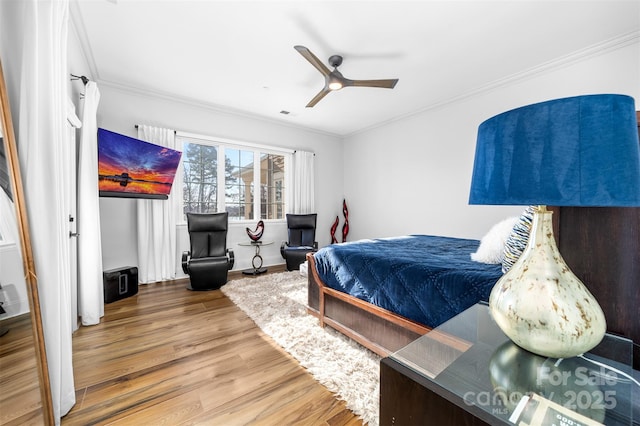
(389, 303), (638, 425)
(237, 240), (273, 246)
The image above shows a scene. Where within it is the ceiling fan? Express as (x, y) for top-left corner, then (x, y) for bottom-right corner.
(294, 45), (399, 108)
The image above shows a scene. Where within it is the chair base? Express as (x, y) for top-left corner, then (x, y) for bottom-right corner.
(242, 267), (268, 276)
(186, 281), (225, 291)
(187, 284), (222, 291)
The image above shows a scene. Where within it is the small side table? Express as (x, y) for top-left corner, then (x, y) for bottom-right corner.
(380, 303), (637, 426)
(238, 241), (273, 275)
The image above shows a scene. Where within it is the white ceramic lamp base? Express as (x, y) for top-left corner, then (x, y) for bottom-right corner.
(489, 207), (606, 359)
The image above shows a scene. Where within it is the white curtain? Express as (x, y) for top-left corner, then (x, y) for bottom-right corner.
(18, 0), (76, 420)
(136, 125), (180, 283)
(291, 150), (315, 213)
(77, 82), (103, 325)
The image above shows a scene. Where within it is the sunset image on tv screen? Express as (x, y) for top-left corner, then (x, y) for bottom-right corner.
(97, 128), (182, 199)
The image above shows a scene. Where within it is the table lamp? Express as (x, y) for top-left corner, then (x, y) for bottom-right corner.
(469, 94), (640, 359)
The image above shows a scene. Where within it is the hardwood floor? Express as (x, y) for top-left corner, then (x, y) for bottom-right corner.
(0, 314), (45, 425)
(63, 269), (363, 425)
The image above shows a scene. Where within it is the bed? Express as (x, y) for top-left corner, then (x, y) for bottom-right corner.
(306, 234), (503, 357)
(308, 116), (640, 366)
(307, 208), (640, 370)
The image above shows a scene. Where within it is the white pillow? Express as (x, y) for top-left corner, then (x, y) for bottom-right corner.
(471, 216), (519, 264)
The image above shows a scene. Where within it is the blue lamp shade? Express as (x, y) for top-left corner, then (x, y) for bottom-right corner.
(469, 94), (640, 206)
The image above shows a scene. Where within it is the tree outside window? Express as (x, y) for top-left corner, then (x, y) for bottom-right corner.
(183, 143), (217, 214)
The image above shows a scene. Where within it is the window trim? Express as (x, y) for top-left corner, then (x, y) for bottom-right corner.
(176, 131), (292, 224)
(177, 131), (294, 155)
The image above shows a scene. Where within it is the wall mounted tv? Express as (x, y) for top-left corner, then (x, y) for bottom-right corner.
(98, 128), (182, 200)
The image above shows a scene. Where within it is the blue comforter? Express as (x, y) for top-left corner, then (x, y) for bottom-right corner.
(312, 235), (503, 328)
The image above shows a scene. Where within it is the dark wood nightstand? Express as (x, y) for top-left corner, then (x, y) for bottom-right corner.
(380, 304), (638, 426)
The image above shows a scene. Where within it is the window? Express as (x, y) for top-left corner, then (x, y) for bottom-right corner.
(182, 143), (218, 214)
(261, 153), (285, 220)
(181, 137), (288, 221)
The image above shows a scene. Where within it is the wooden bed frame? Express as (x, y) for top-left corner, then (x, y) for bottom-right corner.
(306, 206), (640, 365)
(306, 253), (431, 357)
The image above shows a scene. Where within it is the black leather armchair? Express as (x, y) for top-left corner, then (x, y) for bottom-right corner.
(280, 213), (318, 271)
(182, 212), (234, 290)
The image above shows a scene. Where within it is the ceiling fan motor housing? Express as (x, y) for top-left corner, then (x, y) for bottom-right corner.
(329, 55), (343, 68)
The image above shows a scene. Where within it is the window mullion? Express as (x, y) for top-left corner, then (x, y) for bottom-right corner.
(284, 153), (291, 215)
(254, 151), (261, 220)
(218, 145), (225, 213)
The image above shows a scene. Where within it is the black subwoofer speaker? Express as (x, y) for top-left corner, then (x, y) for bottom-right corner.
(103, 266), (138, 303)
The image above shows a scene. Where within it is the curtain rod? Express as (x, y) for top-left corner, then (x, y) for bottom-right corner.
(177, 130), (295, 154)
(133, 126), (305, 155)
(134, 124), (177, 135)
(70, 74), (89, 85)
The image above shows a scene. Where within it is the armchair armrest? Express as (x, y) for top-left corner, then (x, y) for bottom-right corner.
(181, 251), (191, 274)
(280, 241), (288, 258)
(227, 248), (235, 270)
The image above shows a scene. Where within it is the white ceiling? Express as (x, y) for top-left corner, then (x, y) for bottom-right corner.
(71, 1), (640, 137)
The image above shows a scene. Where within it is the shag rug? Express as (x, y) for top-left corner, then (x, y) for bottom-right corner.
(221, 271), (380, 425)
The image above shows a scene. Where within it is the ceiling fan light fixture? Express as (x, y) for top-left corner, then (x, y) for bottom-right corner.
(328, 72), (343, 90)
(328, 80), (343, 91)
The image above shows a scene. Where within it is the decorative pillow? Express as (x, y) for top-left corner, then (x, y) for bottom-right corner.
(502, 205), (538, 273)
(470, 216), (519, 264)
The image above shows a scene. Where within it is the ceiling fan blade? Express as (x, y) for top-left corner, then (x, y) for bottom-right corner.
(349, 78), (399, 89)
(294, 45), (331, 77)
(306, 88), (331, 108)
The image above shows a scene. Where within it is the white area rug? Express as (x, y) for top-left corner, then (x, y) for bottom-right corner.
(221, 271), (380, 425)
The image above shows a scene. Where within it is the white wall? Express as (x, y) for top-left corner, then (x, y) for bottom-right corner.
(95, 85), (343, 274)
(343, 41), (640, 241)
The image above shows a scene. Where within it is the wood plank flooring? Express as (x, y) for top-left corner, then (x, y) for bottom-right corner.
(0, 314), (45, 425)
(63, 270), (363, 425)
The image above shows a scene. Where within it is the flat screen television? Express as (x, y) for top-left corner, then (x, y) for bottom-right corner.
(98, 128), (182, 200)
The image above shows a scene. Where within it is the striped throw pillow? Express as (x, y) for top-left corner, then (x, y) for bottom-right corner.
(502, 206), (538, 273)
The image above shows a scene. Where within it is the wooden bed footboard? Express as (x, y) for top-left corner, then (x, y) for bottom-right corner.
(306, 253), (430, 357)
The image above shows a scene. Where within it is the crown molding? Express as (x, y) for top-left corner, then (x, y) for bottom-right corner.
(346, 31), (640, 138)
(97, 78), (342, 139)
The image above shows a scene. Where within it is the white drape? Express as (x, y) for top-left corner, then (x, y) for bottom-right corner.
(77, 82), (103, 325)
(136, 125), (180, 283)
(291, 150), (315, 213)
(18, 0), (76, 420)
